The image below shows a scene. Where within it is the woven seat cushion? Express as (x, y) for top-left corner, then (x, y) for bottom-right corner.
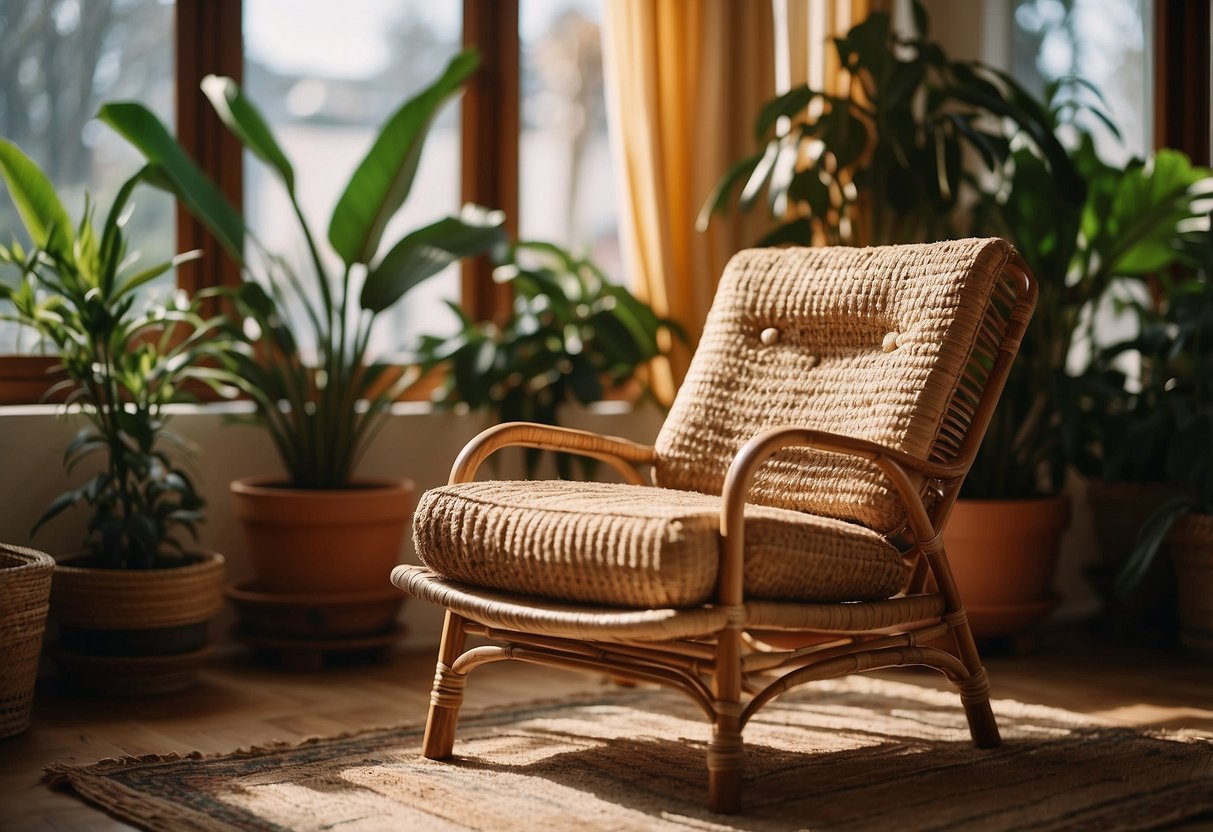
(413, 480), (907, 608)
(655, 239), (1011, 534)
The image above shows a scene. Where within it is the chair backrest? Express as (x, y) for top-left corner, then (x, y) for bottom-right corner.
(653, 238), (1021, 534)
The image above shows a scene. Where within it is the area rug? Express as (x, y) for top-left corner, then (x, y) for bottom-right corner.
(46, 675), (1213, 831)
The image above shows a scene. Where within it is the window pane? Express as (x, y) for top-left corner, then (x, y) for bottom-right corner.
(0, 0), (175, 353)
(243, 0), (462, 356)
(1011, 0), (1151, 164)
(520, 0), (621, 280)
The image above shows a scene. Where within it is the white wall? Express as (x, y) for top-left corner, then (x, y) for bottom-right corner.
(0, 402), (665, 652)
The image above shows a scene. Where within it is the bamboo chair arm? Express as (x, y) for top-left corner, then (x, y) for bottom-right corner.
(718, 426), (950, 606)
(449, 421), (657, 485)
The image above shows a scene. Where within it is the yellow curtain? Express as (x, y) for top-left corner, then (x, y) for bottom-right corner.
(603, 0), (874, 399)
(602, 1), (775, 401)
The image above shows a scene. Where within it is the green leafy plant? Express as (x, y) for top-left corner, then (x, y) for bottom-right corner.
(1109, 229), (1213, 595)
(967, 124), (1212, 498)
(701, 2), (1213, 499)
(413, 240), (681, 477)
(0, 139), (233, 569)
(697, 1), (1079, 247)
(99, 50), (508, 489)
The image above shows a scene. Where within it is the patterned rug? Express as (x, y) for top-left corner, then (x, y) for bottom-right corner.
(46, 675), (1213, 831)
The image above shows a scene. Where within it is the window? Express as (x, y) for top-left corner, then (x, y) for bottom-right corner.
(520, 1), (620, 279)
(243, 0), (462, 354)
(0, 0), (176, 354)
(1010, 0), (1150, 164)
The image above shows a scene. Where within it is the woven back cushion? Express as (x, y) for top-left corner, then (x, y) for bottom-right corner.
(654, 238), (1011, 533)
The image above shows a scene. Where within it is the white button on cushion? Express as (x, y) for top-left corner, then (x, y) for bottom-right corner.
(760, 327), (780, 346)
(882, 331), (899, 352)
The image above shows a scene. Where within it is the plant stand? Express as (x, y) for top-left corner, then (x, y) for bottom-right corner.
(225, 582), (406, 671)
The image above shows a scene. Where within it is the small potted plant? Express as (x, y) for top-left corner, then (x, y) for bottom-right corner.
(100, 51), (507, 654)
(0, 140), (233, 695)
(414, 239), (681, 478)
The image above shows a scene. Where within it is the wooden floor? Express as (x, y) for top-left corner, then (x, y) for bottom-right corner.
(2, 629), (1211, 831)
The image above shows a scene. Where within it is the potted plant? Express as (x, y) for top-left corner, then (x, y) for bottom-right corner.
(700, 2), (1213, 637)
(99, 50), (508, 614)
(0, 140), (233, 695)
(1108, 230), (1213, 658)
(413, 239), (680, 479)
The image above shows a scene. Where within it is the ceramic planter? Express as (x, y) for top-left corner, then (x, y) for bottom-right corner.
(942, 496), (1071, 638)
(1168, 512), (1213, 659)
(0, 544), (54, 736)
(49, 551), (225, 696)
(230, 476), (415, 595)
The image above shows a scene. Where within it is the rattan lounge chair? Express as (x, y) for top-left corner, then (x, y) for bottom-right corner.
(392, 238), (1037, 814)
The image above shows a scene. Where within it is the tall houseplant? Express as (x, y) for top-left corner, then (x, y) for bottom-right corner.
(701, 3), (1213, 636)
(101, 51), (508, 601)
(0, 139), (232, 693)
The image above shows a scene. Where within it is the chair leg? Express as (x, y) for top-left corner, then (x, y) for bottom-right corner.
(948, 610), (1001, 749)
(708, 717), (744, 814)
(707, 625), (745, 814)
(422, 611), (469, 760)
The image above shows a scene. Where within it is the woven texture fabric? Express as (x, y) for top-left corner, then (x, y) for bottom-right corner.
(654, 239), (1011, 533)
(413, 480), (905, 608)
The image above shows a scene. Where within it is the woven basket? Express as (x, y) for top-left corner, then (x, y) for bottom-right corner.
(0, 544), (55, 738)
(50, 551), (225, 630)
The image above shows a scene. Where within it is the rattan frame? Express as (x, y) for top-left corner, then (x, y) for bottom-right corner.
(393, 248), (1037, 814)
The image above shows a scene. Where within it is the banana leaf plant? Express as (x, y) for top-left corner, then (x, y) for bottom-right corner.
(0, 140), (235, 569)
(99, 50), (508, 489)
(413, 240), (682, 478)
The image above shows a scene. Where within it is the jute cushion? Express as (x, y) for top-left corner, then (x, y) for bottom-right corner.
(413, 480), (907, 608)
(654, 238), (1011, 533)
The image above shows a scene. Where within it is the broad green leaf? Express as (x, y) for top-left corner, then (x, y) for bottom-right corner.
(0, 139), (74, 263)
(1104, 150), (1213, 275)
(98, 102), (246, 264)
(360, 206), (506, 313)
(329, 50), (479, 266)
(739, 140), (780, 211)
(695, 153), (760, 229)
(753, 85), (817, 141)
(201, 75), (295, 193)
(115, 250), (202, 300)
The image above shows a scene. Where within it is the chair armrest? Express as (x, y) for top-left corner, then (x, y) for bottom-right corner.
(449, 421), (657, 485)
(716, 426), (960, 606)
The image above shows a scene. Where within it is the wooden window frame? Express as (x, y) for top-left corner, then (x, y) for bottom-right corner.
(0, 0), (520, 405)
(2, 1), (1206, 404)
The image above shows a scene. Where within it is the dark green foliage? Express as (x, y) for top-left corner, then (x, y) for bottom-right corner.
(702, 1), (1213, 500)
(413, 241), (682, 478)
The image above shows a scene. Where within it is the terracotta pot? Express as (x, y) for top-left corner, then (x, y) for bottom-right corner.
(49, 550), (225, 695)
(942, 496), (1071, 638)
(1168, 512), (1213, 659)
(0, 545), (54, 736)
(230, 476), (415, 595)
(1086, 480), (1182, 642)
